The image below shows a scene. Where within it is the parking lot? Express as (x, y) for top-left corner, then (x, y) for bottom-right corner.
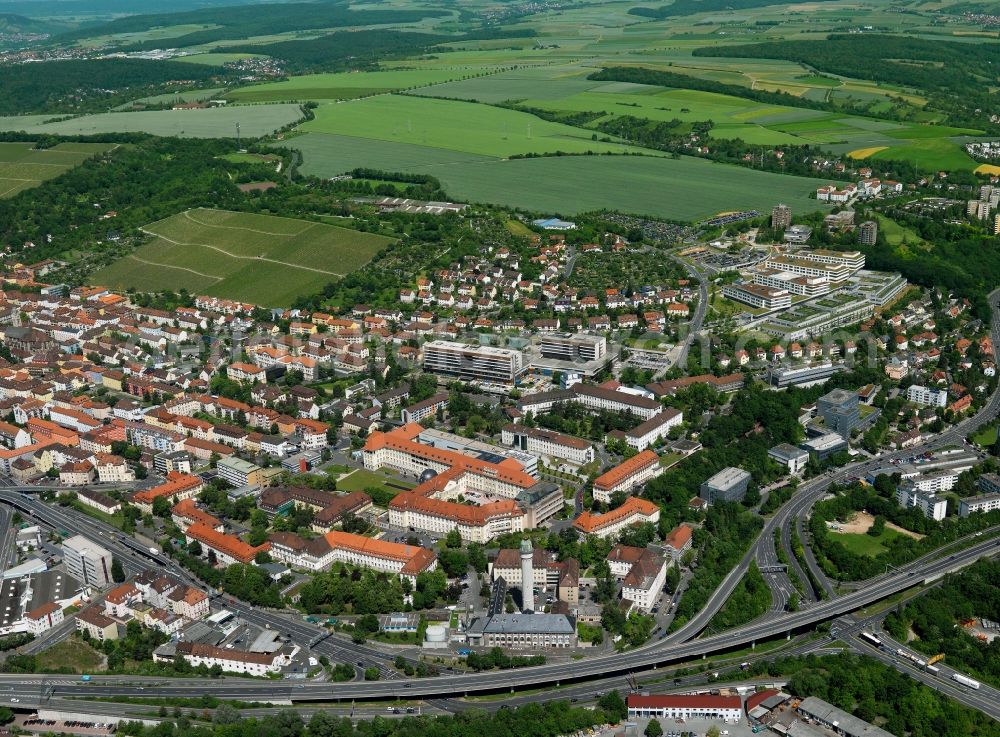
(629, 716), (758, 737)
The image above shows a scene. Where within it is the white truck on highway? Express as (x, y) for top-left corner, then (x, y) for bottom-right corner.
(952, 673), (981, 689)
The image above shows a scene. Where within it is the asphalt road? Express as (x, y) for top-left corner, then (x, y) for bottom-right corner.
(1, 536), (992, 703)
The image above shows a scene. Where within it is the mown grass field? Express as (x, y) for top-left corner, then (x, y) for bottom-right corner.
(0, 105), (303, 138)
(89, 208), (393, 305)
(298, 94), (646, 158)
(0, 141), (114, 199)
(834, 528), (905, 557)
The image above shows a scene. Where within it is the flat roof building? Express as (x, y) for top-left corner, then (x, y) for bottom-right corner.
(817, 387), (861, 439)
(422, 340), (524, 386)
(467, 611), (577, 649)
(700, 467), (751, 505)
(796, 696), (893, 737)
(63, 535), (113, 588)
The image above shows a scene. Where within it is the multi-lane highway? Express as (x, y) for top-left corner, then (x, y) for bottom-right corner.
(0, 535), (991, 703)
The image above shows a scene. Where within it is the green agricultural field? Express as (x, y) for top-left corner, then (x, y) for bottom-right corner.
(229, 69), (470, 103)
(869, 137), (978, 171)
(292, 126), (828, 221)
(298, 94), (646, 158)
(0, 105), (304, 139)
(89, 208), (393, 305)
(0, 141), (115, 199)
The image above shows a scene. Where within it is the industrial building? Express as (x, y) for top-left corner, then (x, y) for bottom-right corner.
(627, 694), (742, 722)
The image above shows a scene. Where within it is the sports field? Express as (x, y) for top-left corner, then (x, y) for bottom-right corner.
(89, 208), (393, 305)
(298, 94), (646, 158)
(0, 141), (115, 199)
(0, 105), (304, 138)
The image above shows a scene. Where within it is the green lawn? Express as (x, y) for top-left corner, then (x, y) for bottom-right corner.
(971, 424), (997, 447)
(875, 214), (925, 247)
(834, 528), (904, 557)
(89, 208), (393, 306)
(337, 468), (415, 494)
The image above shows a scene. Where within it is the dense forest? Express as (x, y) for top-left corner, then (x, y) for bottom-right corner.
(693, 35), (1000, 132)
(54, 1), (448, 50)
(0, 58), (227, 115)
(884, 559), (1000, 688)
(753, 652), (1000, 737)
(861, 208), (999, 321)
(109, 696), (633, 737)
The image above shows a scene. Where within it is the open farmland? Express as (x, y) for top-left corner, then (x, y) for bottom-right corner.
(89, 208), (393, 305)
(0, 141), (114, 199)
(229, 69), (472, 102)
(293, 134), (827, 221)
(0, 105), (304, 138)
(298, 94), (648, 157)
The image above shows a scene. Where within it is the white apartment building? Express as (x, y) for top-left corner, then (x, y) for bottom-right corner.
(909, 470), (959, 493)
(959, 493), (1000, 517)
(501, 424), (595, 466)
(608, 545), (667, 612)
(63, 535), (113, 588)
(422, 340), (524, 385)
(25, 602), (64, 636)
(624, 407), (683, 451)
(907, 384), (948, 408)
(896, 485), (947, 521)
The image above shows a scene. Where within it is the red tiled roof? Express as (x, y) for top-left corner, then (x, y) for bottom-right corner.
(573, 497), (659, 534)
(628, 694), (741, 709)
(186, 523), (269, 564)
(594, 450), (659, 491)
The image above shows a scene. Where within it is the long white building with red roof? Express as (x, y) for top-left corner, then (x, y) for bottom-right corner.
(573, 496), (660, 539)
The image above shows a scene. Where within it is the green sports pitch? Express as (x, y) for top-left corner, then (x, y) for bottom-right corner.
(89, 208), (394, 306)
